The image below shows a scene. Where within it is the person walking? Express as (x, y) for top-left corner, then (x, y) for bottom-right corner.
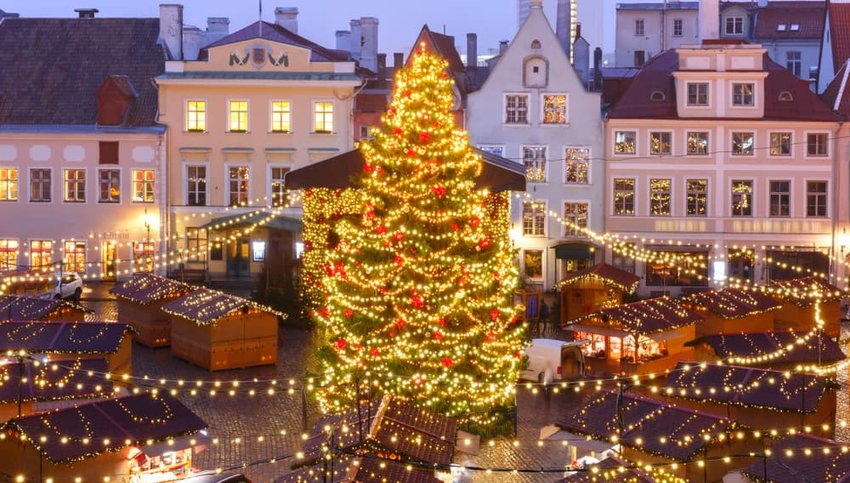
(539, 299), (550, 336)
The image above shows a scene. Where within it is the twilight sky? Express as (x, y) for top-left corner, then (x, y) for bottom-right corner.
(4, 0), (643, 57)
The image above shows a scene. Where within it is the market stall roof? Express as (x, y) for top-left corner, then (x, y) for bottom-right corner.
(277, 455), (442, 483)
(741, 434), (850, 483)
(580, 297), (701, 335)
(110, 272), (191, 305)
(161, 288), (282, 326)
(0, 294), (88, 321)
(557, 455), (684, 483)
(0, 321), (131, 354)
(686, 331), (846, 364)
(1, 393), (206, 463)
(557, 391), (736, 461)
(0, 358), (112, 404)
(555, 262), (640, 293)
(769, 276), (846, 307)
(684, 288), (782, 319)
(664, 362), (834, 413)
(200, 211), (302, 232)
(284, 147), (526, 192)
(298, 395), (457, 469)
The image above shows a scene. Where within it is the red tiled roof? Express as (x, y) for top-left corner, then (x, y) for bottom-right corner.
(586, 297), (701, 334)
(558, 391), (736, 461)
(685, 288), (781, 319)
(742, 434), (850, 482)
(608, 50), (839, 122)
(665, 362), (833, 413)
(556, 263), (640, 293)
(753, 2), (825, 39)
(829, 2), (850, 73)
(820, 60), (850, 115)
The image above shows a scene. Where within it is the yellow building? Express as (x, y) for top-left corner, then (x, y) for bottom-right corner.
(156, 12), (360, 282)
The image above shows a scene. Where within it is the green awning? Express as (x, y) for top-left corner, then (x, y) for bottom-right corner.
(554, 242), (595, 260)
(201, 212), (302, 232)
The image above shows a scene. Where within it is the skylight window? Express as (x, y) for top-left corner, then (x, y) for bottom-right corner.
(790, 24), (800, 31)
(777, 24), (787, 31)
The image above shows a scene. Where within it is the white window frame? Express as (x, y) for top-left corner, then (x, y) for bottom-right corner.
(521, 199), (547, 237)
(673, 18), (683, 37)
(767, 179), (792, 218)
(503, 93), (530, 125)
(635, 19), (645, 36)
(731, 131), (755, 156)
(804, 131), (830, 158)
(686, 131), (710, 156)
(184, 163), (209, 207)
(0, 238), (19, 271)
(131, 169), (156, 204)
(270, 99), (292, 133)
(804, 178), (829, 218)
(268, 164), (293, 207)
(731, 82), (755, 107)
(97, 167), (121, 204)
(312, 100), (335, 134)
(649, 131), (673, 155)
(62, 240), (87, 274)
(563, 146), (591, 185)
(685, 178), (709, 217)
(562, 200), (590, 237)
(63, 168), (87, 204)
(0, 167), (18, 202)
(29, 239), (54, 271)
(28, 167), (52, 204)
(540, 93), (569, 125)
(649, 178), (672, 217)
(768, 131), (793, 157)
(612, 177), (636, 216)
(225, 164), (251, 207)
(185, 98), (208, 133)
(730, 179), (755, 217)
(686, 82), (710, 107)
(613, 130), (637, 156)
(227, 99), (250, 133)
(725, 16), (744, 36)
(521, 144), (548, 183)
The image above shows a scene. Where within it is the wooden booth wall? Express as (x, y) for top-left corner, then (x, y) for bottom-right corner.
(170, 312), (278, 371)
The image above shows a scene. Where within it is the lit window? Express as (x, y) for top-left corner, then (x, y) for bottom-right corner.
(542, 94), (567, 124)
(187, 166), (207, 207)
(563, 202), (588, 237)
(64, 169), (86, 203)
(732, 83), (754, 106)
(731, 180), (753, 217)
(0, 168), (18, 201)
(687, 83), (709, 106)
(686, 179), (708, 217)
(132, 170), (155, 203)
(30, 169), (51, 202)
(687, 132), (709, 155)
(30, 240), (52, 271)
(613, 178), (635, 216)
(252, 241), (266, 262)
(271, 101), (291, 133)
(650, 132), (672, 155)
(133, 241), (155, 273)
(564, 147), (589, 184)
(186, 228), (207, 262)
(270, 166), (290, 207)
(505, 95), (529, 124)
(0, 239), (18, 271)
(770, 132), (792, 156)
(522, 146), (547, 182)
(229, 100), (248, 132)
(614, 131), (636, 155)
(731, 132), (754, 156)
(98, 169), (120, 203)
(63, 241), (86, 273)
(769, 180), (790, 217)
(228, 166), (250, 207)
(313, 102), (334, 133)
(650, 178), (671, 216)
(807, 133), (828, 156)
(807, 181), (827, 217)
(186, 100), (206, 132)
(522, 200), (546, 236)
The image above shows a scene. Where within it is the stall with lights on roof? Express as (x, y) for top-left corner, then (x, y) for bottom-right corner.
(0, 321), (133, 374)
(0, 357), (114, 423)
(111, 273), (192, 347)
(0, 393), (207, 482)
(659, 362), (837, 439)
(740, 434), (850, 483)
(554, 262), (640, 324)
(0, 294), (88, 322)
(681, 288), (781, 338)
(564, 297), (700, 376)
(161, 287), (281, 371)
(555, 391), (755, 483)
(768, 276), (845, 338)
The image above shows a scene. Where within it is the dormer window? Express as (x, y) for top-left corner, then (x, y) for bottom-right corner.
(732, 83), (754, 106)
(650, 90), (666, 102)
(778, 90), (794, 102)
(790, 24), (800, 32)
(777, 24), (787, 32)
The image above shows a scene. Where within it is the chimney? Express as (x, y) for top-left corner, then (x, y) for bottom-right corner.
(74, 8), (98, 18)
(377, 53), (387, 88)
(359, 17), (379, 72)
(518, 0), (531, 28)
(499, 40), (509, 56)
(207, 17), (229, 33)
(350, 19), (362, 60)
(336, 30), (352, 52)
(159, 4), (184, 61)
(466, 33), (478, 70)
(183, 26), (202, 61)
(274, 7), (298, 34)
(699, 0), (720, 41)
(593, 47), (603, 90)
(393, 52), (404, 71)
(556, 0), (572, 59)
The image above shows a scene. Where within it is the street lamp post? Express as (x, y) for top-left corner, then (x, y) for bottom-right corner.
(143, 208), (152, 273)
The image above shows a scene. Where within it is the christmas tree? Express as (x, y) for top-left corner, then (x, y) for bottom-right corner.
(312, 47), (525, 432)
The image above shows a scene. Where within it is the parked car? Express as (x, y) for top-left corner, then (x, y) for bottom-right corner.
(183, 471), (251, 483)
(53, 272), (83, 302)
(521, 338), (588, 384)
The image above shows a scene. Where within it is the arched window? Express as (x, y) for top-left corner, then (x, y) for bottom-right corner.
(650, 90), (666, 101)
(531, 40), (541, 49)
(778, 91), (793, 102)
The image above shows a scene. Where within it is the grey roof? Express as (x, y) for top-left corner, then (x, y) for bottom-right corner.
(0, 17), (165, 126)
(200, 21), (351, 63)
(616, 2), (699, 11)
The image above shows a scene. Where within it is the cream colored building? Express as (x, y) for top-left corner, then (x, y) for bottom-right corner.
(605, 42), (842, 296)
(156, 9), (359, 282)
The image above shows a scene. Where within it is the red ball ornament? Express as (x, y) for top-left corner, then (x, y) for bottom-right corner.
(370, 347), (379, 357)
(411, 294), (424, 308)
(394, 255), (404, 267)
(434, 331), (443, 341)
(320, 306), (330, 317)
(404, 90), (412, 98)
(374, 225), (387, 234)
(344, 309), (354, 319)
(442, 357), (453, 368)
(420, 131), (430, 143)
(394, 231), (405, 242)
(363, 163), (373, 173)
(489, 309), (500, 321)
(469, 216), (481, 228)
(431, 186), (446, 198)
(478, 238), (492, 250)
(406, 148), (416, 157)
(389, 330), (396, 338)
(336, 338), (347, 350)
(511, 314), (521, 324)
(451, 223), (460, 231)
(487, 331), (497, 342)
(395, 318), (406, 330)
(394, 127), (404, 135)
(438, 317), (446, 327)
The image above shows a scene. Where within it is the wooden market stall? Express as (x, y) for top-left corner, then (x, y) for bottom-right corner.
(769, 276), (845, 338)
(162, 288), (280, 371)
(0, 294), (87, 322)
(555, 262), (640, 323)
(557, 391), (754, 483)
(0, 393), (206, 482)
(556, 456), (686, 483)
(741, 435), (850, 482)
(565, 297), (700, 375)
(111, 273), (191, 347)
(0, 321), (133, 374)
(682, 288), (781, 337)
(661, 362), (837, 438)
(0, 358), (113, 422)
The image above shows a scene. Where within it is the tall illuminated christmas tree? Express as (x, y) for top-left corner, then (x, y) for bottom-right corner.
(312, 48), (525, 432)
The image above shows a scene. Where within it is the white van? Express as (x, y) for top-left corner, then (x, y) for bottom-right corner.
(521, 338), (587, 384)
